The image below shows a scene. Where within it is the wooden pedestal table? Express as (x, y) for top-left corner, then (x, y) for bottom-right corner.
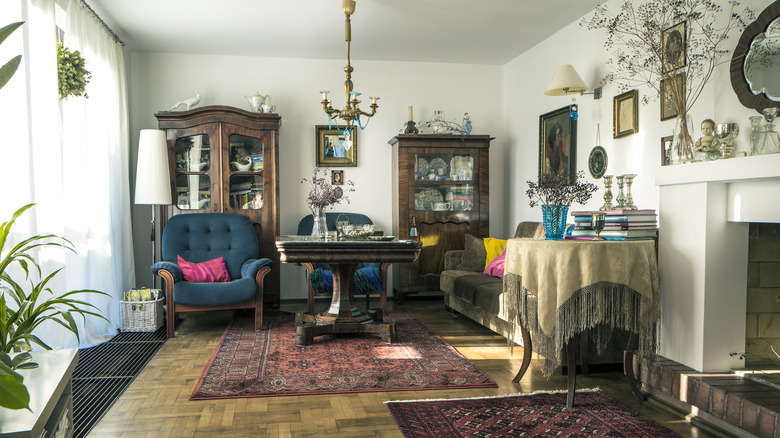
(276, 237), (422, 346)
(501, 238), (660, 408)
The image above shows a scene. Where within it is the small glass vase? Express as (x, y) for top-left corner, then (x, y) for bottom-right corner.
(542, 204), (570, 240)
(310, 205), (327, 238)
(672, 114), (695, 163)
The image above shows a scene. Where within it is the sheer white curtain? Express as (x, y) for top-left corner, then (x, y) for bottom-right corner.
(0, 0), (134, 349)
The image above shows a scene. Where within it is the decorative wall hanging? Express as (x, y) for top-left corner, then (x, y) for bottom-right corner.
(538, 105), (577, 183)
(613, 90), (638, 138)
(315, 125), (357, 167)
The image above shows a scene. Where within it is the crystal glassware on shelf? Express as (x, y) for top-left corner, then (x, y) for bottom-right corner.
(749, 115), (763, 155)
(592, 212), (606, 240)
(622, 174), (637, 210)
(614, 175), (626, 209)
(600, 175), (614, 211)
(335, 214), (350, 240)
(758, 107), (780, 155)
(714, 123), (739, 159)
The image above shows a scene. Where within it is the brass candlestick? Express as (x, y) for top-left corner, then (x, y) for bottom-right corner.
(600, 175), (614, 211)
(623, 174), (637, 210)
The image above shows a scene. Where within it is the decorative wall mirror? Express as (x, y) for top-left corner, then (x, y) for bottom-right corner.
(730, 2), (780, 113)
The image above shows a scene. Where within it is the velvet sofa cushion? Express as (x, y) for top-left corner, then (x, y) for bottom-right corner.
(456, 234), (487, 272)
(172, 277), (258, 306)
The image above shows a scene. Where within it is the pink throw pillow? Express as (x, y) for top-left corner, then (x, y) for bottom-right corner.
(177, 255), (230, 283)
(483, 248), (507, 279)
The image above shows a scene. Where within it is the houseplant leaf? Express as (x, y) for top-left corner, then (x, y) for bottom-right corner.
(0, 22), (24, 91)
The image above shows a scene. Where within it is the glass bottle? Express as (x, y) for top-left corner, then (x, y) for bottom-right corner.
(409, 216), (418, 240)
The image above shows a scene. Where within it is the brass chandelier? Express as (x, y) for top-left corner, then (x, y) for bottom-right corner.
(320, 0), (378, 136)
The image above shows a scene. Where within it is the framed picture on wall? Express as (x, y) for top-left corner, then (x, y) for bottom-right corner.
(662, 21), (687, 73)
(538, 104), (577, 184)
(315, 125), (357, 167)
(661, 135), (673, 166)
(660, 72), (686, 121)
(331, 170), (344, 185)
(613, 89), (639, 138)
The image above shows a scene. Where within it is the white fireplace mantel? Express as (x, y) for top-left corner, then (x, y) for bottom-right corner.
(655, 153), (780, 372)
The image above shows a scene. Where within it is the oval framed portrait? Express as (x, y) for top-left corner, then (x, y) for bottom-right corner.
(588, 146), (608, 179)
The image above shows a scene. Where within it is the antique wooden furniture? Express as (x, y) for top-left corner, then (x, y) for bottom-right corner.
(155, 106), (281, 307)
(389, 134), (492, 303)
(295, 212), (387, 316)
(503, 238), (659, 407)
(0, 349), (78, 438)
(151, 213), (272, 337)
(276, 237), (421, 346)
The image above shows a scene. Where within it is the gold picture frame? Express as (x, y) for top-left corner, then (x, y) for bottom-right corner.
(331, 170), (344, 185)
(662, 21), (687, 73)
(660, 72), (686, 121)
(613, 90), (639, 138)
(315, 125), (357, 167)
(538, 104), (577, 183)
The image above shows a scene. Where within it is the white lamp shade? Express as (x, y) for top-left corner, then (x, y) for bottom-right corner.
(134, 129), (172, 205)
(544, 64), (588, 96)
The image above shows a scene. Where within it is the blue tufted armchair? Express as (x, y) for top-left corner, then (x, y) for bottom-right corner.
(297, 212), (387, 316)
(151, 213), (272, 337)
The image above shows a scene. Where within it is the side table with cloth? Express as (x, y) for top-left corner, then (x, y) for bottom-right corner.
(501, 238), (659, 407)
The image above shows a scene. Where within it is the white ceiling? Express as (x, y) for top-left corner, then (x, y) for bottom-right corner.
(88, 0), (602, 65)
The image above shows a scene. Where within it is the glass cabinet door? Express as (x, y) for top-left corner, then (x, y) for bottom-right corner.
(228, 134), (264, 210)
(174, 134), (211, 210)
(413, 153), (474, 212)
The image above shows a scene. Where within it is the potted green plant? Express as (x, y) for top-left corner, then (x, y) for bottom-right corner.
(0, 204), (109, 410)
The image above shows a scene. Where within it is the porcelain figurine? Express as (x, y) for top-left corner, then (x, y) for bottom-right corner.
(168, 91), (200, 111)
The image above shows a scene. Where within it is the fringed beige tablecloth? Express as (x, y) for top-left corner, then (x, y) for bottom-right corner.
(501, 238), (660, 377)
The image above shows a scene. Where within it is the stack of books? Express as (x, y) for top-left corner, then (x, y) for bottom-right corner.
(566, 209), (658, 240)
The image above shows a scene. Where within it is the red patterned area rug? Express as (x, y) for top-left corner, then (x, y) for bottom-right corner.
(190, 310), (496, 400)
(386, 389), (681, 438)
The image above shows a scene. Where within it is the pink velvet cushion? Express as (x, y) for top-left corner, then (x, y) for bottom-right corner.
(483, 248), (507, 279)
(177, 255), (230, 283)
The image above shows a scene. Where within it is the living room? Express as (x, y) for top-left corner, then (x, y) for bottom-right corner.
(2, 0), (780, 436)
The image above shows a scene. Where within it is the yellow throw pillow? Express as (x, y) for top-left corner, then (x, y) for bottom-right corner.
(483, 237), (508, 268)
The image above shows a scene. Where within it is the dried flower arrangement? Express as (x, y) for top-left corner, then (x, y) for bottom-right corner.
(301, 167), (355, 210)
(526, 170), (598, 207)
(581, 0), (753, 160)
(57, 40), (91, 100)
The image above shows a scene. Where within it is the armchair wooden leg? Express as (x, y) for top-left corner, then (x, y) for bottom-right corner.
(254, 266), (271, 331)
(159, 271), (176, 338)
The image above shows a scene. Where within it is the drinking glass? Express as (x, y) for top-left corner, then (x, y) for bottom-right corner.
(335, 214), (350, 240)
(592, 213), (606, 241)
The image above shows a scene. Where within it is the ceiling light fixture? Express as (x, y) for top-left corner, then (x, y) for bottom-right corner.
(545, 64), (602, 100)
(320, 0), (378, 137)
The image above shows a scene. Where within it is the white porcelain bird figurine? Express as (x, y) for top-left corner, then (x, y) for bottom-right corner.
(169, 91), (201, 111)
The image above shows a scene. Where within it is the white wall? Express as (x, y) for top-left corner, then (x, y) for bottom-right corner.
(503, 0), (775, 371)
(503, 0), (772, 235)
(128, 53), (504, 298)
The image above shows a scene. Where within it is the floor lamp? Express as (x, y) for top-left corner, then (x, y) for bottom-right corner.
(134, 129), (172, 288)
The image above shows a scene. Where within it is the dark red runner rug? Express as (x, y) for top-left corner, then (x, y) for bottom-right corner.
(190, 310), (496, 400)
(386, 390), (681, 438)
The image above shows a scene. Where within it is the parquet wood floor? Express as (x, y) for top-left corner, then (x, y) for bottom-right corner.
(88, 299), (717, 437)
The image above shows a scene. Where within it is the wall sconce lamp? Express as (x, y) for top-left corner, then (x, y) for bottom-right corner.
(544, 64), (602, 100)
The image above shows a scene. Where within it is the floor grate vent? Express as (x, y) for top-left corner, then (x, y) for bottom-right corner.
(72, 324), (167, 438)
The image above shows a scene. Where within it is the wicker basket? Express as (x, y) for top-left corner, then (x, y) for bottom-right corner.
(120, 297), (164, 332)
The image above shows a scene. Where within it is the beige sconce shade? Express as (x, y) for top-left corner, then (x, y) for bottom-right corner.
(545, 64), (588, 95)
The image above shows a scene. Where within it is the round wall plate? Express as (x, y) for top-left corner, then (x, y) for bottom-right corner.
(588, 146), (608, 179)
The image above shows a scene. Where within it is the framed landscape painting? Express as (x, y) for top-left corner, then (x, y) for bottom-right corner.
(538, 105), (577, 183)
(315, 125), (357, 167)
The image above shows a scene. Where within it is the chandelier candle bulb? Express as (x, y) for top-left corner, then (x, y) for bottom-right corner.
(408, 106), (413, 121)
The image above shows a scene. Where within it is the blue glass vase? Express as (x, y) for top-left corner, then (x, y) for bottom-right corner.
(542, 205), (569, 240)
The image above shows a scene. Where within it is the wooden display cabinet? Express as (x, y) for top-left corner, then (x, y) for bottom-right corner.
(155, 106), (281, 307)
(389, 134), (492, 303)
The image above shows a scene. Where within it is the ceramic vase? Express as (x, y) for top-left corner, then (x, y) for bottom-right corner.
(542, 204), (569, 240)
